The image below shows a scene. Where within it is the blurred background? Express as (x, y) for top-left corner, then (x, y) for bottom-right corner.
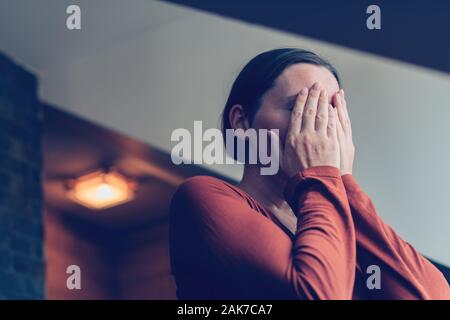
(0, 0), (449, 299)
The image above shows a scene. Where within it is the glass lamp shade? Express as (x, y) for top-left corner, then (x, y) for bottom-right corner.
(67, 170), (136, 210)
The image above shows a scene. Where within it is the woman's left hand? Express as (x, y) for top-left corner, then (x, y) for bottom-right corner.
(333, 89), (355, 176)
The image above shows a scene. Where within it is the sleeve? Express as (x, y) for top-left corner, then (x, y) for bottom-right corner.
(170, 166), (356, 300)
(341, 174), (450, 299)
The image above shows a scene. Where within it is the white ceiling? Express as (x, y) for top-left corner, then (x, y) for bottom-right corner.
(0, 0), (185, 71)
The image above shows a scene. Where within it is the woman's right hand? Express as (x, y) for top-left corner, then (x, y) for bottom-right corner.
(278, 81), (340, 178)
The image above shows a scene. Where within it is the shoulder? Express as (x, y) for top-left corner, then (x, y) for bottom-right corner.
(170, 176), (246, 212)
(178, 175), (229, 190)
(173, 175), (241, 200)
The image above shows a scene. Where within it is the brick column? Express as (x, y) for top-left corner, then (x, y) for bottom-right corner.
(0, 52), (44, 299)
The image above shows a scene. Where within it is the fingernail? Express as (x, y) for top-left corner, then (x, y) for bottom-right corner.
(300, 87), (308, 95)
(312, 82), (320, 90)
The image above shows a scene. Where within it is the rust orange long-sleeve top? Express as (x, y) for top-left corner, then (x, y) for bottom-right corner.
(169, 166), (450, 299)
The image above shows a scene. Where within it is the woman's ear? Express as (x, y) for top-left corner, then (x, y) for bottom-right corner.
(228, 104), (250, 131)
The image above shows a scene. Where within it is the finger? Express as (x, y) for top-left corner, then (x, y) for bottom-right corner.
(301, 81), (321, 131)
(315, 89), (329, 132)
(327, 104), (337, 139)
(336, 110), (345, 139)
(286, 87), (308, 138)
(333, 90), (346, 127)
(268, 129), (283, 168)
(341, 89), (352, 126)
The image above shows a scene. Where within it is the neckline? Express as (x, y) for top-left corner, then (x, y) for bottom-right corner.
(258, 204), (296, 240)
(229, 181), (296, 240)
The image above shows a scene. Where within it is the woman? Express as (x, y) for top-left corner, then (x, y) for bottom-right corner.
(169, 48), (450, 299)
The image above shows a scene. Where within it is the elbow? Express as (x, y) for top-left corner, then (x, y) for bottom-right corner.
(291, 270), (354, 300)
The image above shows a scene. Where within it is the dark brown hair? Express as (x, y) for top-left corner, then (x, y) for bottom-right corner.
(221, 48), (341, 136)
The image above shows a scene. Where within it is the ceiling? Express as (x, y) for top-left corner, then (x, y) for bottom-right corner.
(2, 0), (449, 76)
(166, 0), (450, 75)
(0, 0), (186, 71)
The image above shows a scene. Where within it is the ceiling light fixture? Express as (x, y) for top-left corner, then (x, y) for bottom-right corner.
(66, 169), (137, 210)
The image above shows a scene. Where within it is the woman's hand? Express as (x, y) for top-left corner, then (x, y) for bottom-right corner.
(333, 89), (355, 176)
(278, 81), (340, 178)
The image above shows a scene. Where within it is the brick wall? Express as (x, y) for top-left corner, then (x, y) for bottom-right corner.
(0, 52), (44, 299)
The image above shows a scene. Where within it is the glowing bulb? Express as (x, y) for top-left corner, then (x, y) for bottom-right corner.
(67, 170), (136, 210)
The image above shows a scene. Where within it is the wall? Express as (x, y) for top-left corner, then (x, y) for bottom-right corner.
(116, 223), (176, 299)
(45, 208), (176, 299)
(45, 208), (118, 299)
(0, 52), (44, 299)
